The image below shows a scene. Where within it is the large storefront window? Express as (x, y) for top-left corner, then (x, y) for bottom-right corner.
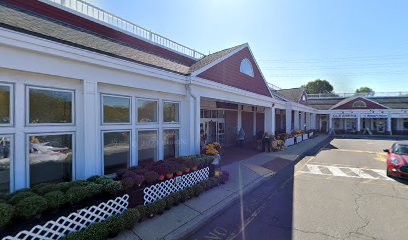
(0, 85), (11, 124)
(29, 134), (73, 186)
(163, 129), (179, 159)
(103, 131), (130, 175)
(163, 102), (179, 123)
(28, 87), (73, 124)
(102, 95), (131, 124)
(137, 99), (157, 123)
(0, 136), (11, 193)
(138, 130), (157, 164)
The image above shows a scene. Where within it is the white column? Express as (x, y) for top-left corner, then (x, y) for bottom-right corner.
(253, 111), (257, 136)
(387, 115), (392, 135)
(194, 96), (201, 154)
(285, 109), (292, 134)
(237, 107), (242, 130)
(294, 110), (299, 130)
(357, 114), (361, 132)
(300, 111), (305, 131)
(311, 113), (316, 130)
(272, 107), (276, 135)
(329, 114), (333, 132)
(14, 81), (26, 190)
(83, 81), (99, 178)
(306, 112), (311, 130)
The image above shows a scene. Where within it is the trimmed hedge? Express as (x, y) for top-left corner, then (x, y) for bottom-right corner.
(14, 195), (48, 219)
(0, 203), (13, 227)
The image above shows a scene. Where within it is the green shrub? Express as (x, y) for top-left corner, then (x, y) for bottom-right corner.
(179, 189), (189, 202)
(121, 208), (141, 229)
(155, 199), (166, 214)
(0, 192), (9, 201)
(66, 186), (89, 205)
(7, 191), (37, 205)
(14, 195), (48, 219)
(44, 191), (65, 209)
(105, 215), (125, 237)
(199, 180), (210, 190)
(81, 222), (109, 240)
(69, 180), (90, 188)
(170, 192), (182, 204)
(0, 203), (13, 227)
(54, 182), (72, 192)
(33, 183), (58, 195)
(85, 183), (103, 196)
(0, 199), (5, 204)
(94, 176), (113, 185)
(103, 181), (122, 195)
(87, 175), (101, 182)
(63, 231), (84, 240)
(192, 184), (204, 197)
(165, 195), (175, 209)
(185, 187), (194, 198)
(136, 205), (148, 219)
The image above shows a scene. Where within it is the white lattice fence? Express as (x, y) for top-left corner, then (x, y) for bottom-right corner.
(3, 194), (129, 240)
(144, 167), (209, 205)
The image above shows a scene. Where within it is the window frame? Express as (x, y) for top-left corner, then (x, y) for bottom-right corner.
(163, 128), (180, 159)
(240, 58), (254, 77)
(0, 82), (14, 127)
(101, 130), (132, 176)
(352, 100), (367, 108)
(0, 134), (14, 193)
(137, 128), (159, 163)
(26, 132), (75, 187)
(26, 85), (75, 127)
(163, 100), (181, 123)
(100, 93), (132, 125)
(136, 98), (159, 124)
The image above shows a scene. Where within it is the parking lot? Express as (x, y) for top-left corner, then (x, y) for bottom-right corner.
(189, 138), (408, 240)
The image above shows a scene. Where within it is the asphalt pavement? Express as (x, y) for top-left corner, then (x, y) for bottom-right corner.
(187, 137), (408, 240)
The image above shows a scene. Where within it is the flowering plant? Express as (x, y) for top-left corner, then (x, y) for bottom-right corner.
(205, 144), (219, 155)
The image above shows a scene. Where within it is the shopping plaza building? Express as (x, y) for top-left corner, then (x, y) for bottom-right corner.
(0, 0), (407, 193)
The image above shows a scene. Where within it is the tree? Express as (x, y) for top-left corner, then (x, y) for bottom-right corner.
(302, 79), (334, 94)
(355, 87), (375, 96)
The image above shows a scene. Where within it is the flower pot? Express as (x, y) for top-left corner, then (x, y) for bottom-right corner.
(166, 173), (174, 179)
(158, 175), (165, 181)
(185, 168), (190, 173)
(176, 171), (183, 176)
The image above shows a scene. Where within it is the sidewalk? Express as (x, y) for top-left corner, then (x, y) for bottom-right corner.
(114, 134), (332, 240)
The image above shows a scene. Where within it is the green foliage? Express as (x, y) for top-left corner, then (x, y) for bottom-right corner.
(0, 203), (13, 227)
(44, 191), (65, 209)
(55, 182), (72, 192)
(121, 208), (141, 229)
(170, 192), (182, 204)
(192, 184), (204, 197)
(85, 183), (103, 196)
(69, 180), (90, 188)
(165, 194), (175, 208)
(155, 199), (166, 214)
(136, 205), (148, 219)
(103, 181), (122, 195)
(14, 195), (48, 219)
(0, 192), (8, 201)
(66, 186), (89, 205)
(81, 222), (109, 240)
(7, 191), (37, 205)
(355, 86), (375, 95)
(302, 79), (334, 94)
(105, 215), (125, 237)
(179, 189), (190, 202)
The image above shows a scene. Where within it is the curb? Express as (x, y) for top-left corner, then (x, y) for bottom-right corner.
(167, 135), (333, 240)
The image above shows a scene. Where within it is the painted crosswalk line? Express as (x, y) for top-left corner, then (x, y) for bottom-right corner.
(299, 164), (392, 181)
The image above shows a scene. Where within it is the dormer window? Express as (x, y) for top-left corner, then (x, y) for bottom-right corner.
(352, 100), (367, 108)
(240, 58), (254, 77)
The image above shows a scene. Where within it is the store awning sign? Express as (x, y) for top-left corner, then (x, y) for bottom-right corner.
(359, 114), (389, 118)
(331, 113), (358, 118)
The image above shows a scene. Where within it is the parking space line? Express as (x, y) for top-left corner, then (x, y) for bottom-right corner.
(349, 167), (376, 179)
(327, 166), (348, 177)
(307, 164), (322, 174)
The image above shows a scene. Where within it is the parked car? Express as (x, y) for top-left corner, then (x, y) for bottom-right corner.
(384, 141), (408, 179)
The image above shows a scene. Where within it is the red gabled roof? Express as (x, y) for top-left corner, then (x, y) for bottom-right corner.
(332, 97), (388, 110)
(2, 0), (198, 66)
(195, 46), (272, 97)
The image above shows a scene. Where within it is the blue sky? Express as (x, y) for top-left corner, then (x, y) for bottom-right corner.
(85, 0), (408, 93)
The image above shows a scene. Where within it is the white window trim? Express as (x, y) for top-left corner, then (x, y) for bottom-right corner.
(0, 134), (14, 193)
(240, 58), (254, 77)
(101, 130), (132, 176)
(137, 128), (159, 163)
(136, 98), (159, 124)
(101, 93), (132, 125)
(163, 100), (181, 124)
(26, 85), (75, 127)
(163, 128), (180, 158)
(26, 132), (75, 187)
(352, 100), (367, 108)
(0, 82), (14, 127)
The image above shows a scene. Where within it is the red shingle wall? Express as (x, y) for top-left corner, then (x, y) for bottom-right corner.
(333, 97), (387, 110)
(3, 0), (197, 66)
(197, 48), (272, 97)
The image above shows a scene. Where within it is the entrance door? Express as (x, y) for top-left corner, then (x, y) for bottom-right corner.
(208, 121), (217, 143)
(321, 121), (327, 132)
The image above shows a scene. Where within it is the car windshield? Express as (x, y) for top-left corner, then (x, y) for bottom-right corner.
(393, 145), (408, 155)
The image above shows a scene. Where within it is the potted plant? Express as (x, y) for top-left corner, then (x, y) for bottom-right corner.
(176, 165), (185, 176)
(184, 167), (191, 174)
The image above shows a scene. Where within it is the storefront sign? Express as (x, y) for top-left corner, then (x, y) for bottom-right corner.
(359, 114), (389, 118)
(331, 113), (357, 118)
(391, 114), (408, 118)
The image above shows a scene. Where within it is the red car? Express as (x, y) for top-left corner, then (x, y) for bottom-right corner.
(384, 142), (408, 179)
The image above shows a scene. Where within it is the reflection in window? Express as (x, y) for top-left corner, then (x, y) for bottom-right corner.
(103, 95), (130, 123)
(29, 88), (73, 124)
(137, 99), (157, 123)
(163, 129), (179, 159)
(29, 134), (72, 186)
(103, 131), (130, 175)
(0, 85), (10, 124)
(163, 102), (179, 122)
(240, 58), (254, 77)
(0, 136), (11, 193)
(138, 130), (157, 164)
